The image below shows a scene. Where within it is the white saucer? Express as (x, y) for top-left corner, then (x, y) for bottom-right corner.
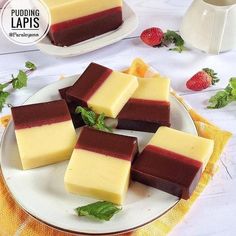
(0, 75), (197, 235)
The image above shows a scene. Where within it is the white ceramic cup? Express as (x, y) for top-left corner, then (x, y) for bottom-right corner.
(180, 0), (236, 54)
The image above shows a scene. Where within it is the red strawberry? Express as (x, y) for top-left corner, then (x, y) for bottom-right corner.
(140, 27), (164, 47)
(186, 68), (219, 91)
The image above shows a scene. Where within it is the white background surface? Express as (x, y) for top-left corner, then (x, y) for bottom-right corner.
(0, 0), (235, 235)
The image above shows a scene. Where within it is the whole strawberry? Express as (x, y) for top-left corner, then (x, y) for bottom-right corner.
(140, 27), (164, 47)
(186, 68), (219, 91)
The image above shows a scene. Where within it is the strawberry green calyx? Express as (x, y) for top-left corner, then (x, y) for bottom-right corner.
(202, 68), (219, 85)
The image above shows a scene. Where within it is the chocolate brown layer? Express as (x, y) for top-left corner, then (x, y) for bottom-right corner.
(12, 100), (72, 129)
(59, 86), (71, 100)
(132, 145), (202, 199)
(66, 101), (85, 128)
(48, 7), (122, 47)
(117, 119), (170, 133)
(59, 87), (85, 129)
(66, 63), (112, 106)
(118, 99), (170, 123)
(70, 113), (85, 129)
(76, 127), (138, 162)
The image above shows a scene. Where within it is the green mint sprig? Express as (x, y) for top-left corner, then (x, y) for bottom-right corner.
(0, 61), (37, 111)
(163, 30), (186, 53)
(0, 91), (10, 112)
(207, 77), (236, 109)
(75, 201), (122, 221)
(75, 106), (112, 132)
(25, 61), (37, 70)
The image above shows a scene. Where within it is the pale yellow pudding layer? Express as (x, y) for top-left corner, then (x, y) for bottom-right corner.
(15, 121), (77, 170)
(43, 0), (123, 24)
(132, 76), (170, 102)
(149, 127), (214, 170)
(64, 149), (131, 205)
(88, 71), (138, 118)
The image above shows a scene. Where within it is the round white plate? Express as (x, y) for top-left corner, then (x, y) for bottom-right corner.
(0, 75), (197, 235)
(36, 2), (138, 57)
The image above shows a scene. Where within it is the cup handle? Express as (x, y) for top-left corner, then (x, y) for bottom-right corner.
(209, 10), (228, 54)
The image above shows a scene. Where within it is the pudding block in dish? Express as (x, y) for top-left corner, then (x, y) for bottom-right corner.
(64, 127), (138, 205)
(132, 127), (214, 199)
(11, 100), (77, 170)
(44, 0), (123, 46)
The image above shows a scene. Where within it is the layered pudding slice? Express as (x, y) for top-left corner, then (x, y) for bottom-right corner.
(59, 87), (85, 128)
(66, 63), (138, 118)
(64, 127), (138, 205)
(44, 0), (123, 46)
(117, 76), (170, 132)
(132, 127), (214, 199)
(11, 100), (77, 170)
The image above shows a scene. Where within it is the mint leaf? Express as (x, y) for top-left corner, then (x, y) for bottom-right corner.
(207, 91), (231, 109)
(12, 70), (28, 89)
(207, 77), (236, 109)
(232, 89), (236, 97)
(75, 106), (96, 126)
(225, 84), (232, 94)
(94, 113), (113, 132)
(164, 30), (186, 53)
(0, 83), (9, 91)
(169, 45), (186, 53)
(0, 91), (10, 112)
(75, 201), (121, 221)
(75, 106), (113, 132)
(25, 61), (36, 70)
(229, 77), (236, 89)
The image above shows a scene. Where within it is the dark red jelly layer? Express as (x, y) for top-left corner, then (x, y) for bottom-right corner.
(48, 7), (123, 46)
(131, 145), (202, 199)
(12, 100), (72, 129)
(76, 127), (139, 162)
(66, 63), (112, 106)
(118, 98), (170, 123)
(59, 87), (85, 129)
(117, 119), (170, 133)
(70, 112), (85, 129)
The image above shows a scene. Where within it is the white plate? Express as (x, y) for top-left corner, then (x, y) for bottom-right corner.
(36, 2), (138, 57)
(0, 75), (197, 235)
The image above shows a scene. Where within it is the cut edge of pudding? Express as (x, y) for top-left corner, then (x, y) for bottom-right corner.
(66, 63), (138, 118)
(132, 145), (203, 199)
(131, 126), (214, 199)
(11, 100), (77, 170)
(117, 76), (171, 132)
(64, 148), (131, 205)
(64, 127), (138, 204)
